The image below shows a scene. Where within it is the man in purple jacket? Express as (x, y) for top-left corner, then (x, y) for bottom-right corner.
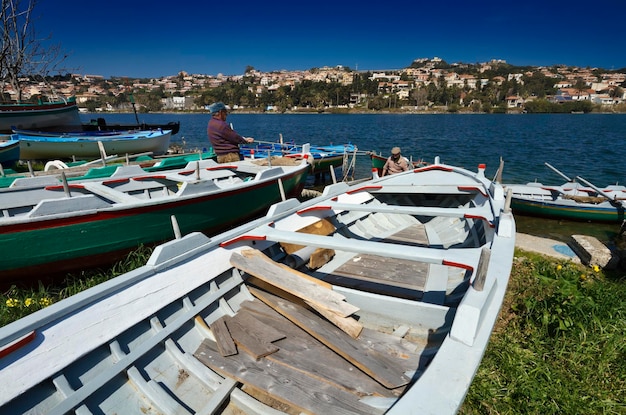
(207, 102), (254, 163)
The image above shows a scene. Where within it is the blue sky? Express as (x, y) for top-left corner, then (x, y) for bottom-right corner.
(35, 0), (625, 79)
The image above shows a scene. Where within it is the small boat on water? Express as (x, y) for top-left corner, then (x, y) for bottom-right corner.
(15, 128), (173, 160)
(14, 118), (181, 136)
(0, 151), (310, 286)
(0, 158), (516, 414)
(242, 141), (357, 176)
(503, 163), (626, 223)
(0, 135), (20, 167)
(0, 97), (82, 133)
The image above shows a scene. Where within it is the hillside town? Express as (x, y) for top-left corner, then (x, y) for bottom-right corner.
(4, 57), (626, 113)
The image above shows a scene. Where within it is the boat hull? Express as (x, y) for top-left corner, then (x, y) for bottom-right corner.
(0, 138), (20, 166)
(510, 197), (625, 222)
(0, 98), (81, 133)
(0, 162), (309, 285)
(0, 160), (516, 414)
(17, 129), (172, 160)
(505, 182), (626, 223)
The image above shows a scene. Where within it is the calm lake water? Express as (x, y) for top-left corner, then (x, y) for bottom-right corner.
(81, 112), (626, 244)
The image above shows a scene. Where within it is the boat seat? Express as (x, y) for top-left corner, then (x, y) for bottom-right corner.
(27, 195), (112, 217)
(7, 175), (60, 188)
(80, 182), (138, 204)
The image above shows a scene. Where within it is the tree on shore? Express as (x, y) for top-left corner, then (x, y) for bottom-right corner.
(1, 0), (70, 102)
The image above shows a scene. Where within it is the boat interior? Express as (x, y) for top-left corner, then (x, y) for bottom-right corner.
(3, 184), (498, 415)
(0, 160), (301, 220)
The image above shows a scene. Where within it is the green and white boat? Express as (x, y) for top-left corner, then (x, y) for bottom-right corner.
(0, 152), (311, 286)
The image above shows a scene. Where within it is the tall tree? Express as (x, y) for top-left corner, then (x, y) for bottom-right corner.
(1, 0), (69, 102)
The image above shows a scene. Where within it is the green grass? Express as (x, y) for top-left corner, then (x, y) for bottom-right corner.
(1, 245), (152, 327)
(2, 247), (625, 414)
(460, 249), (626, 414)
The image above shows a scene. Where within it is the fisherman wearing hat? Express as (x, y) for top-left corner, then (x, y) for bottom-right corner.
(382, 146), (410, 176)
(207, 101), (254, 163)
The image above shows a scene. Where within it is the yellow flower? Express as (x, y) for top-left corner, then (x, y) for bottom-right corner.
(580, 274), (588, 281)
(6, 298), (19, 307)
(556, 264), (563, 271)
(593, 265), (600, 273)
(25, 298), (33, 307)
(39, 298), (51, 307)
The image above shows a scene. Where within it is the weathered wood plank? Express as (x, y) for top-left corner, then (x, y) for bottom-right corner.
(224, 315), (279, 359)
(333, 253), (429, 290)
(231, 249), (359, 318)
(230, 308), (286, 343)
(238, 299), (398, 398)
(303, 300), (363, 339)
(308, 247), (335, 269)
(245, 275), (364, 339)
(209, 316), (237, 357)
(249, 287), (411, 389)
(280, 218), (336, 254)
(381, 223), (429, 245)
(194, 339), (385, 415)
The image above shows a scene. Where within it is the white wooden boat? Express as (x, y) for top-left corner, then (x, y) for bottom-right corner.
(503, 163), (626, 223)
(0, 157), (516, 414)
(16, 128), (173, 160)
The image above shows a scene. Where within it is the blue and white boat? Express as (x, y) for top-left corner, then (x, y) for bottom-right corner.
(16, 129), (173, 160)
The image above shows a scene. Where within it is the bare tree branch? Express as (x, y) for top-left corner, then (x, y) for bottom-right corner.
(1, 0), (72, 102)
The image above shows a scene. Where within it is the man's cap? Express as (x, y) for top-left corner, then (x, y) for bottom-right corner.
(209, 102), (227, 114)
(391, 147), (401, 155)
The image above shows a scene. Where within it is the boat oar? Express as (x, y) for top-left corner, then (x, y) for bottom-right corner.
(545, 162), (574, 182)
(576, 176), (626, 208)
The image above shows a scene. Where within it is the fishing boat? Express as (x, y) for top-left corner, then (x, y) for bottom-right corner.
(13, 119), (181, 136)
(0, 151), (310, 286)
(0, 97), (81, 133)
(15, 128), (173, 160)
(242, 141), (357, 176)
(0, 135), (20, 167)
(503, 163), (626, 223)
(0, 157), (516, 414)
(369, 151), (428, 176)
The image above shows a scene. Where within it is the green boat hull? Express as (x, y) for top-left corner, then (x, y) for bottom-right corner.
(0, 168), (308, 285)
(510, 198), (625, 223)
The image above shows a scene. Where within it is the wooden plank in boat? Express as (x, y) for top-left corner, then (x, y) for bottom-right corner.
(280, 218), (336, 254)
(195, 338), (385, 415)
(210, 316), (237, 356)
(333, 253), (429, 291)
(245, 275), (363, 339)
(249, 287), (411, 389)
(224, 312), (283, 359)
(381, 223), (429, 245)
(231, 308), (286, 343)
(230, 249), (359, 318)
(238, 299), (399, 398)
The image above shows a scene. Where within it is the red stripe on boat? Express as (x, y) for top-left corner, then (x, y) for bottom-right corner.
(0, 331), (36, 359)
(346, 185), (382, 194)
(414, 165), (453, 172)
(220, 234), (267, 247)
(464, 214), (495, 228)
(442, 260), (474, 271)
